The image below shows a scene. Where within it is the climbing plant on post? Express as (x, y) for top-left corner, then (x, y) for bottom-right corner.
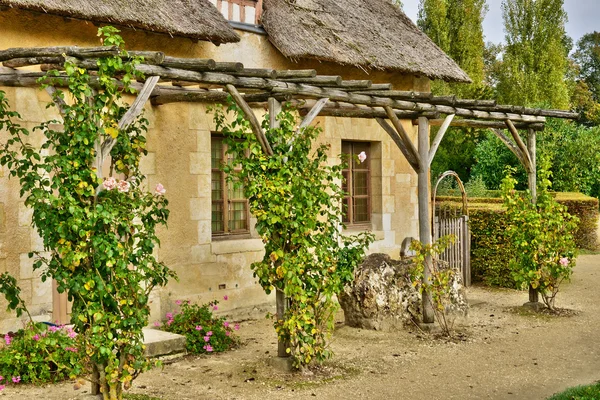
(212, 101), (373, 368)
(0, 27), (174, 399)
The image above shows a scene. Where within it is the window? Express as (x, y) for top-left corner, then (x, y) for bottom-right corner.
(342, 141), (371, 225)
(211, 136), (249, 236)
(212, 0), (263, 24)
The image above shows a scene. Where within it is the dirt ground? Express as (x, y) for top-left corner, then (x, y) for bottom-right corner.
(3, 255), (600, 400)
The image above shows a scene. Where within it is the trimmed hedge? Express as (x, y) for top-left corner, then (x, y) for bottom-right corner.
(437, 192), (598, 287)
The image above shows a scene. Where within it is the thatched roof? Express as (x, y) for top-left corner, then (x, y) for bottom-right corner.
(261, 0), (471, 83)
(0, 0), (240, 44)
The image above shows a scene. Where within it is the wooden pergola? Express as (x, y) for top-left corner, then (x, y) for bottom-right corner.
(0, 45), (579, 330)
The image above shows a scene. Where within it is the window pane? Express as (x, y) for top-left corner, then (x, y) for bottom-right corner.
(353, 171), (368, 196)
(342, 170), (349, 194)
(353, 197), (369, 223)
(229, 201), (248, 231)
(227, 178), (245, 200)
(212, 202), (224, 233)
(342, 197), (350, 223)
(212, 172), (223, 201)
(211, 138), (223, 169)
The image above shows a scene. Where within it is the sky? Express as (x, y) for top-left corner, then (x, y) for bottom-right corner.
(401, 0), (599, 46)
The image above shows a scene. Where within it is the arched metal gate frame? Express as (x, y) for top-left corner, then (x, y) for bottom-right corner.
(432, 171), (471, 286)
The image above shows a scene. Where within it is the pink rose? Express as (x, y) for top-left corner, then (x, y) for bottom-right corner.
(117, 180), (130, 193)
(559, 257), (569, 267)
(155, 183), (166, 196)
(4, 335), (11, 346)
(103, 177), (117, 191)
(358, 151), (367, 163)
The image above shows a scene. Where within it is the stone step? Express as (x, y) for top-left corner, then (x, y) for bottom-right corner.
(142, 328), (186, 358)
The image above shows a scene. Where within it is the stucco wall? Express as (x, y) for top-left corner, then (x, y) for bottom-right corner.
(0, 9), (426, 330)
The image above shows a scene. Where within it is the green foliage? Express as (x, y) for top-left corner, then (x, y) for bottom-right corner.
(418, 0), (488, 97)
(162, 301), (237, 354)
(0, 273), (31, 319)
(497, 0), (570, 108)
(211, 102), (373, 367)
(0, 323), (84, 384)
(501, 164), (578, 309)
(472, 131), (527, 190)
(0, 27), (174, 399)
(538, 119), (600, 198)
(547, 381), (600, 400)
(573, 31), (600, 102)
(473, 120), (600, 199)
(468, 207), (517, 288)
(410, 236), (458, 336)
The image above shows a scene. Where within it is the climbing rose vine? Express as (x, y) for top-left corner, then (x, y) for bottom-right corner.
(0, 27), (174, 399)
(212, 102), (374, 367)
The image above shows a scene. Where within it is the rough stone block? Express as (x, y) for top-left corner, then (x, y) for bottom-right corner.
(143, 328), (186, 357)
(19, 252), (33, 280)
(191, 244), (214, 263)
(189, 152), (209, 175)
(18, 202), (32, 227)
(190, 198), (210, 221)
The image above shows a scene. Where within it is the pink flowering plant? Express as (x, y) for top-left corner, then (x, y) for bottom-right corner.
(0, 28), (174, 399)
(0, 322), (83, 384)
(161, 300), (237, 354)
(212, 103), (373, 367)
(501, 161), (578, 310)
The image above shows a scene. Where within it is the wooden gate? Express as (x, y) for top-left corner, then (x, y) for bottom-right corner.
(432, 171), (471, 286)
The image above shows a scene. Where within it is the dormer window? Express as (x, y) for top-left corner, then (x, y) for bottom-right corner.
(209, 0), (263, 25)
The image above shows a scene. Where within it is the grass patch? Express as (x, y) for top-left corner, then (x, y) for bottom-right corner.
(548, 381), (600, 399)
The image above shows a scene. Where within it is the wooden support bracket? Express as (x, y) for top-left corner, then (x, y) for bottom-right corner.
(428, 114), (455, 167)
(490, 128), (531, 173)
(376, 118), (420, 173)
(505, 119), (533, 172)
(298, 97), (328, 130)
(226, 84), (273, 156)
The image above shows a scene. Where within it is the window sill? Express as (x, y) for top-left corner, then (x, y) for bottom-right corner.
(342, 227), (385, 241)
(211, 237), (264, 255)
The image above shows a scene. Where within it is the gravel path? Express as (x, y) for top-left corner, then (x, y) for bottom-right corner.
(3, 255), (600, 400)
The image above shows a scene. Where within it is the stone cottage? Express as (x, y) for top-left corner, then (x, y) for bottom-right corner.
(0, 0), (469, 331)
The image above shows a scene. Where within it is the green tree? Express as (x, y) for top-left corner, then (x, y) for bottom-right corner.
(573, 32), (600, 102)
(0, 28), (173, 399)
(497, 0), (570, 108)
(418, 0), (488, 97)
(212, 103), (373, 367)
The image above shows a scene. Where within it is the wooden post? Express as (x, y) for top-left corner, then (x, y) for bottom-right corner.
(417, 117), (435, 324)
(527, 128), (539, 304)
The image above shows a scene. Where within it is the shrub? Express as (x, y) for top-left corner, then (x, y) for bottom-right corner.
(161, 299), (238, 354)
(0, 322), (84, 385)
(501, 165), (578, 310)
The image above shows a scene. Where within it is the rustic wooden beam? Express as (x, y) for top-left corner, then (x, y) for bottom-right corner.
(425, 118), (545, 131)
(338, 80), (372, 89)
(352, 90), (432, 100)
(226, 84), (273, 156)
(99, 76), (160, 163)
(417, 116), (434, 324)
(384, 106), (421, 168)
(348, 83), (393, 91)
(161, 57), (216, 71)
(376, 118), (420, 173)
(298, 97), (328, 130)
(428, 114), (455, 167)
(0, 46), (119, 62)
(298, 105), (437, 120)
(505, 120), (533, 171)
(490, 128), (531, 172)
(273, 69), (317, 79)
(278, 75), (343, 86)
(45, 86), (67, 115)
